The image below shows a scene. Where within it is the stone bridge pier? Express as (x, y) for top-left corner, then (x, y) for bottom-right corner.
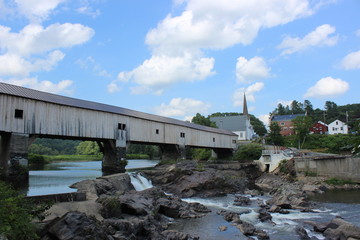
(160, 144), (192, 161)
(0, 132), (29, 179)
(211, 148), (234, 160)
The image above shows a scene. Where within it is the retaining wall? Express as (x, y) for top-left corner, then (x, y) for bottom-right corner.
(294, 155), (360, 182)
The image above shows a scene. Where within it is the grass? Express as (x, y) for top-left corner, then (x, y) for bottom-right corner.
(325, 178), (357, 185)
(44, 154), (103, 162)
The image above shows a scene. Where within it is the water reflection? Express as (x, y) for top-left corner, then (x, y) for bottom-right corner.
(27, 160), (159, 196)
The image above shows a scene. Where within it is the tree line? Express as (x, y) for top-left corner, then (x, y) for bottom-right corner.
(272, 100), (360, 131)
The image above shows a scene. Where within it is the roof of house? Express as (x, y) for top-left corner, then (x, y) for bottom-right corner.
(210, 115), (249, 131)
(0, 82), (236, 136)
(271, 114), (304, 122)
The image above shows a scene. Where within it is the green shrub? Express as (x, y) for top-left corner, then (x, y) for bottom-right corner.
(0, 181), (52, 240)
(28, 153), (48, 165)
(325, 178), (356, 185)
(191, 148), (211, 160)
(126, 154), (149, 159)
(234, 143), (263, 162)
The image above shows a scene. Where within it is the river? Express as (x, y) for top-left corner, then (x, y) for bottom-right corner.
(27, 160), (360, 239)
(27, 159), (159, 196)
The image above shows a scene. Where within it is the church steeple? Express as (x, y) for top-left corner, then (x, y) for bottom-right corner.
(243, 93), (248, 116)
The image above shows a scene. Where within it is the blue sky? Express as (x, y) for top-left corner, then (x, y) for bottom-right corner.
(0, 0), (359, 126)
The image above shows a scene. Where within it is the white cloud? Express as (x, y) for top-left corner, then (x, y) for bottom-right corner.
(304, 77), (349, 98)
(233, 82), (264, 107)
(2, 77), (73, 94)
(107, 82), (120, 93)
(278, 24), (338, 55)
(15, 0), (66, 23)
(0, 23), (94, 86)
(154, 97), (211, 119)
(76, 56), (111, 78)
(236, 56), (271, 83)
(259, 114), (270, 127)
(77, 6), (101, 18)
(118, 53), (215, 94)
(0, 50), (64, 77)
(119, 0), (318, 94)
(341, 50), (360, 70)
(0, 23), (94, 56)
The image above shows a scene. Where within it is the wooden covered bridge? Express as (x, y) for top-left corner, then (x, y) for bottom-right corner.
(0, 82), (237, 178)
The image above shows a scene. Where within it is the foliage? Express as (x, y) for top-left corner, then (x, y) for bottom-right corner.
(127, 144), (160, 159)
(44, 154), (102, 162)
(192, 113), (217, 127)
(76, 141), (100, 155)
(233, 143), (263, 162)
(325, 178), (356, 185)
(28, 153), (48, 165)
(0, 181), (52, 240)
(282, 134), (360, 154)
(268, 122), (284, 146)
(292, 116), (313, 149)
(191, 148), (211, 160)
(29, 138), (80, 155)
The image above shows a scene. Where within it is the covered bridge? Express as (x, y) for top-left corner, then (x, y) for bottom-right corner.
(0, 82), (237, 178)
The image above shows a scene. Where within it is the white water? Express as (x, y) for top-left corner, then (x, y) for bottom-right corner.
(129, 172), (154, 191)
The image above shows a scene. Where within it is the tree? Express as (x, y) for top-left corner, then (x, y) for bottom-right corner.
(76, 141), (100, 155)
(268, 122), (284, 146)
(276, 103), (286, 115)
(292, 116), (313, 149)
(192, 113), (217, 127)
(234, 143), (263, 162)
(249, 114), (267, 136)
(291, 100), (304, 114)
(303, 100), (314, 115)
(325, 101), (339, 123)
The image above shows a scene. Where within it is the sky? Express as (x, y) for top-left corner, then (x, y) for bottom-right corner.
(0, 0), (359, 126)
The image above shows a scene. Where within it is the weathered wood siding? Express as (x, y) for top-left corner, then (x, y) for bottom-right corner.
(0, 94), (237, 149)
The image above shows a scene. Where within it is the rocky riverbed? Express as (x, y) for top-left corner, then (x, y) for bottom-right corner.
(39, 160), (360, 240)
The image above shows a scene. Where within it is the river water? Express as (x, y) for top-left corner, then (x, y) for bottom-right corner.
(28, 160), (360, 239)
(27, 160), (159, 196)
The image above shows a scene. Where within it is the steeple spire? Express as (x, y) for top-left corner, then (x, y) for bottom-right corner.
(243, 93), (248, 116)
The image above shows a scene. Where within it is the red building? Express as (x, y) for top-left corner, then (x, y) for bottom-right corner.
(310, 121), (328, 134)
(270, 114), (305, 136)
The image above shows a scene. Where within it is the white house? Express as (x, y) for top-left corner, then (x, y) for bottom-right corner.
(328, 119), (348, 134)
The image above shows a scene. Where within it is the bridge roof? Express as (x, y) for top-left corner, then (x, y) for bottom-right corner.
(0, 82), (236, 136)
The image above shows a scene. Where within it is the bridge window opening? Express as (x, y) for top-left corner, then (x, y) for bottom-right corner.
(232, 140), (236, 144)
(118, 123), (126, 130)
(14, 109), (23, 119)
(213, 138), (215, 142)
(156, 129), (159, 134)
(180, 132), (185, 138)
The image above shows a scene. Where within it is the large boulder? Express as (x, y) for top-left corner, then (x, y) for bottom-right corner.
(40, 212), (112, 240)
(143, 161), (259, 198)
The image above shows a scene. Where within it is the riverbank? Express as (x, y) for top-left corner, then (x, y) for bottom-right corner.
(38, 160), (360, 240)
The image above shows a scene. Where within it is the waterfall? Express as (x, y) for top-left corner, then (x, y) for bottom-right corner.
(129, 172), (154, 191)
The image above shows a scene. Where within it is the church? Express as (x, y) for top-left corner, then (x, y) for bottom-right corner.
(210, 94), (255, 141)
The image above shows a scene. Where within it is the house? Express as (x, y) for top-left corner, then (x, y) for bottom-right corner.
(210, 94), (254, 141)
(328, 119), (348, 134)
(310, 121), (328, 134)
(270, 114), (305, 136)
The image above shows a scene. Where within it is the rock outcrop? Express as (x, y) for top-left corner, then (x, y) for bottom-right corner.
(143, 161), (261, 198)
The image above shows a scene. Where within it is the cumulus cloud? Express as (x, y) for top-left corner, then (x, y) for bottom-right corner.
(278, 24), (338, 55)
(304, 77), (349, 98)
(233, 82), (264, 107)
(236, 56), (271, 83)
(14, 0), (66, 23)
(154, 97), (211, 120)
(119, 0), (317, 94)
(0, 23), (94, 56)
(259, 114), (270, 127)
(3, 77), (73, 94)
(341, 50), (360, 70)
(114, 53), (215, 94)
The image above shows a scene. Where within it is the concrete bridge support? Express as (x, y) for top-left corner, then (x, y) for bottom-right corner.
(160, 144), (191, 161)
(211, 148), (234, 160)
(0, 132), (29, 179)
(101, 139), (127, 174)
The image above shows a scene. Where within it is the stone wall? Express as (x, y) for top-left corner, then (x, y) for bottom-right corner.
(294, 156), (360, 182)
